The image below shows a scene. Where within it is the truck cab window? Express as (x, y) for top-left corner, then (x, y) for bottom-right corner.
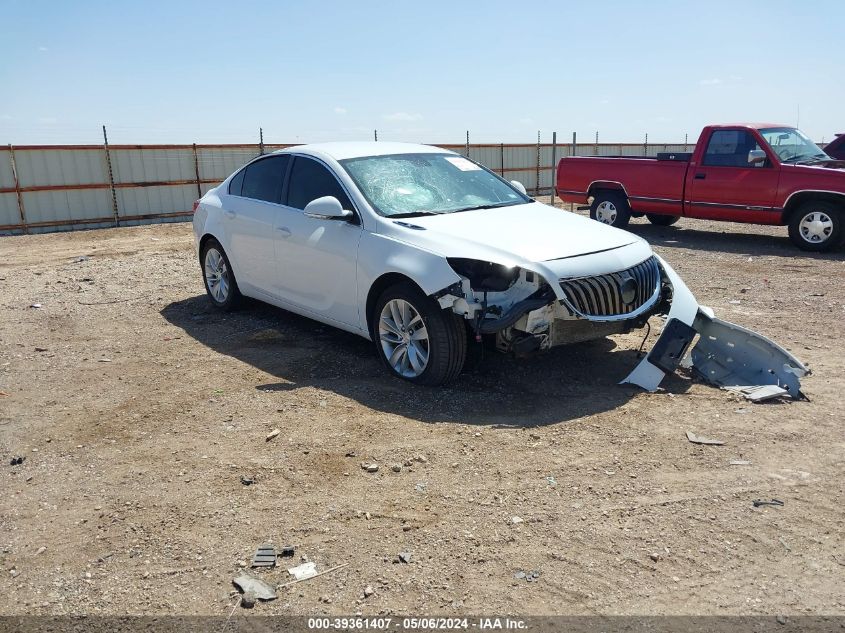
(702, 130), (763, 168)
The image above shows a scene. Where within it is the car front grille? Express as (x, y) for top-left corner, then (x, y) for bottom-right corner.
(558, 256), (661, 318)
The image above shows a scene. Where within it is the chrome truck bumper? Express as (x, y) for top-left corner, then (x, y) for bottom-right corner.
(622, 256), (810, 398)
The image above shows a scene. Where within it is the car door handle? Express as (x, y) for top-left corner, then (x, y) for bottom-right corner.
(224, 210), (236, 218)
(275, 226), (291, 237)
(694, 173), (706, 180)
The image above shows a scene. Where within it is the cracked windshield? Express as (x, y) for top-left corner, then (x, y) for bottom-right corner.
(340, 153), (530, 217)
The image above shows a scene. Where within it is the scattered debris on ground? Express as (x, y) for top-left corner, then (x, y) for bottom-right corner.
(265, 429), (281, 442)
(724, 384), (792, 403)
(686, 431), (725, 446)
(753, 498), (785, 508)
(287, 561), (318, 581)
(232, 573), (277, 601)
(251, 544), (276, 568)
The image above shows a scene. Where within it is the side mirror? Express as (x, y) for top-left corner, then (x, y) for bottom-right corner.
(303, 196), (353, 220)
(748, 149), (767, 166)
(510, 180), (528, 195)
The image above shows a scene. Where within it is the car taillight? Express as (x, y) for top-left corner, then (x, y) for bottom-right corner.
(192, 200), (200, 213)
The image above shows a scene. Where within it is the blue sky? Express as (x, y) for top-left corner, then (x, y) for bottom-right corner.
(1, 0), (842, 145)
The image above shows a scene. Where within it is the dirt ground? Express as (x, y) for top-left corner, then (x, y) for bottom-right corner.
(1, 208), (843, 617)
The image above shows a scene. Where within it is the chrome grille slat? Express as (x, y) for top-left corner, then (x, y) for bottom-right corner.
(559, 256), (661, 318)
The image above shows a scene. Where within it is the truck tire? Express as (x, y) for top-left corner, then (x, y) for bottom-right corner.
(590, 191), (631, 228)
(646, 214), (680, 226)
(788, 201), (843, 252)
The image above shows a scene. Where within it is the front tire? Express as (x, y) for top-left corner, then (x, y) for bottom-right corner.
(201, 238), (242, 310)
(788, 201), (843, 252)
(646, 214), (680, 226)
(590, 190), (631, 228)
(372, 281), (467, 385)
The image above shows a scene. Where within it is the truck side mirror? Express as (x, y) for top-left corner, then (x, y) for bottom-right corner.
(510, 180), (528, 195)
(748, 149), (767, 166)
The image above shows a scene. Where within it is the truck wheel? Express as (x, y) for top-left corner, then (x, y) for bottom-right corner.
(646, 214), (680, 227)
(590, 191), (631, 228)
(788, 201), (843, 252)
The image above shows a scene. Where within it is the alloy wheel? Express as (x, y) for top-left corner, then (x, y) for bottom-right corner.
(378, 299), (430, 378)
(204, 247), (230, 303)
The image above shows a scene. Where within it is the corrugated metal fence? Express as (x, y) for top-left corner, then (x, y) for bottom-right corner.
(0, 140), (691, 234)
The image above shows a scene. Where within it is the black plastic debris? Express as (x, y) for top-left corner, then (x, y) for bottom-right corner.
(251, 543), (276, 568)
(10, 456), (25, 466)
(280, 546), (295, 558)
(753, 498), (784, 508)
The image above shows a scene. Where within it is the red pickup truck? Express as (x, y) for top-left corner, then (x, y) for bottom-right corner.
(556, 124), (845, 251)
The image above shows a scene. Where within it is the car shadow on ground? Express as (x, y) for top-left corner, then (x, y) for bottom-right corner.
(161, 295), (693, 427)
(624, 221), (845, 260)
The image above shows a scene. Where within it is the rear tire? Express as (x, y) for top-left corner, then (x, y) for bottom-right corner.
(590, 191), (631, 228)
(201, 238), (242, 311)
(788, 201), (843, 252)
(646, 214), (680, 226)
(372, 281), (467, 385)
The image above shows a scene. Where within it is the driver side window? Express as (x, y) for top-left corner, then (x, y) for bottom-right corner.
(702, 130), (764, 168)
(285, 157), (354, 211)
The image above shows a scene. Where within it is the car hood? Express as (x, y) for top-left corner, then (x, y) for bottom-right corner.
(376, 201), (652, 277)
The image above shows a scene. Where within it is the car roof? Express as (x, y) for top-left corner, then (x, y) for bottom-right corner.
(273, 142), (456, 161)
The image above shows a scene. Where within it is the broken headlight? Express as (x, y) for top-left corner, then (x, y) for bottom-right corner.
(446, 258), (519, 292)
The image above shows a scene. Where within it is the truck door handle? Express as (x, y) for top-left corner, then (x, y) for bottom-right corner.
(275, 226), (291, 238)
(694, 173), (706, 180)
(224, 210), (236, 218)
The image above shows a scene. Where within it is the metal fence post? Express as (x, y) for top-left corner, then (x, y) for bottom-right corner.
(594, 131), (599, 155)
(571, 132), (576, 157)
(499, 142), (504, 176)
(535, 131), (540, 196)
(684, 133), (688, 152)
(259, 128), (265, 155)
(192, 143), (202, 199)
(102, 125), (120, 227)
(465, 131), (470, 157)
(644, 133), (648, 156)
(374, 129), (378, 142)
(550, 132), (557, 206)
(7, 144), (28, 233)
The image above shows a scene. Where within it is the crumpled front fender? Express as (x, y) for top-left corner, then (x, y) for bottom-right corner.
(621, 255), (809, 398)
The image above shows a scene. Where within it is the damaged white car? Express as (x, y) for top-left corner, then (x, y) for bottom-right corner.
(193, 142), (808, 396)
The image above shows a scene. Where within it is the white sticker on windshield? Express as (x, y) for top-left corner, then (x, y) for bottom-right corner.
(444, 156), (481, 171)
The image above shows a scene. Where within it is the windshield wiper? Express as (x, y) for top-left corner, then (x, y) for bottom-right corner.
(389, 210), (440, 218)
(452, 201), (524, 213)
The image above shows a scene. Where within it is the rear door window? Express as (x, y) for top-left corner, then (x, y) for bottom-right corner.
(702, 130), (763, 167)
(228, 168), (245, 196)
(241, 155), (290, 203)
(285, 156), (353, 211)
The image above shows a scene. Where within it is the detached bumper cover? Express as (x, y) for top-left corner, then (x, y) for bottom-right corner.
(622, 256), (809, 398)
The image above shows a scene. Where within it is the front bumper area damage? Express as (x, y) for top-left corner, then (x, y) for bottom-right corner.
(622, 256), (809, 398)
(435, 252), (809, 398)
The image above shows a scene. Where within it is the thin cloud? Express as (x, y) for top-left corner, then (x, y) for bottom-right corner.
(333, 107), (347, 115)
(38, 117), (58, 124)
(38, 46), (48, 52)
(383, 112), (422, 122)
(699, 78), (722, 86)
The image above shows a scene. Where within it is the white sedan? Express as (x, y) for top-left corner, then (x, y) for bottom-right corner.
(193, 142), (807, 395)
